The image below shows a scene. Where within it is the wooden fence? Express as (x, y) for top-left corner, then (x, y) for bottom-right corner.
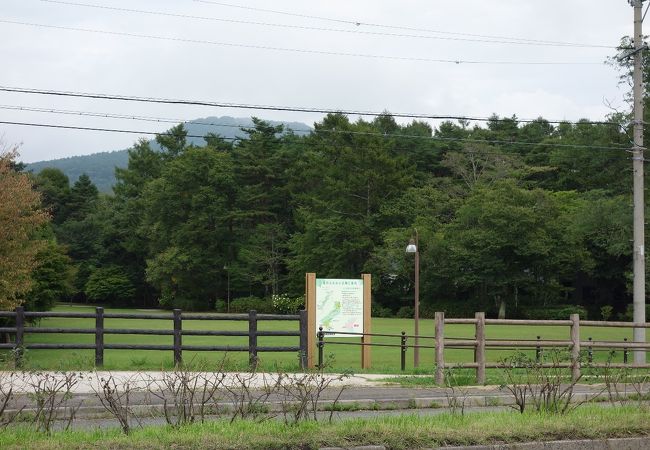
(1, 308), (649, 384)
(0, 307), (308, 369)
(319, 312), (650, 384)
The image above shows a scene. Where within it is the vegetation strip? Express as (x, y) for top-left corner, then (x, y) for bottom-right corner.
(0, 405), (648, 449)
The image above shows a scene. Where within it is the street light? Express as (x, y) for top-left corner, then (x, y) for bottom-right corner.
(405, 230), (420, 367)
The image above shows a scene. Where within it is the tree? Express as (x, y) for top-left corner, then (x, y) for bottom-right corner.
(439, 180), (588, 318)
(34, 168), (71, 224)
(67, 173), (99, 221)
(26, 239), (74, 310)
(143, 146), (235, 309)
(85, 266), (136, 306)
(287, 114), (413, 289)
(0, 147), (49, 309)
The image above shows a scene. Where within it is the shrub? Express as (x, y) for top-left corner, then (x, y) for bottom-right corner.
(214, 299), (226, 312)
(618, 303), (650, 321)
(228, 296), (275, 314)
(272, 294), (304, 314)
(372, 303), (393, 318)
(600, 305), (613, 321)
(524, 305), (588, 320)
(420, 302), (480, 319)
(85, 266), (135, 306)
(396, 306), (414, 318)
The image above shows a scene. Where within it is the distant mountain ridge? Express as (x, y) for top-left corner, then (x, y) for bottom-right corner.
(25, 116), (311, 192)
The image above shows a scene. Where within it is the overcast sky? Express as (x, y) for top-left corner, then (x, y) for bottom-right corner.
(0, 0), (634, 163)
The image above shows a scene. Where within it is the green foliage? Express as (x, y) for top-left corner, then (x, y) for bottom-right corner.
(524, 305), (588, 320)
(600, 305), (614, 321)
(21, 101), (642, 316)
(396, 306), (414, 318)
(618, 304), (650, 321)
(85, 266), (136, 306)
(228, 296), (275, 314)
(271, 294), (304, 314)
(25, 240), (74, 311)
(143, 146), (235, 310)
(371, 303), (393, 318)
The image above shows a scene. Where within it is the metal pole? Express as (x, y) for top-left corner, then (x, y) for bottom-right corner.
(414, 230), (420, 368)
(317, 327), (324, 369)
(632, 0), (647, 364)
(400, 331), (407, 371)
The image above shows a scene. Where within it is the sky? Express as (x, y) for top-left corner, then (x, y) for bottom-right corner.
(0, 0), (635, 163)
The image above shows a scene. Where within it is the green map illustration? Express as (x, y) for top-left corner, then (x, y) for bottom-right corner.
(316, 279), (363, 336)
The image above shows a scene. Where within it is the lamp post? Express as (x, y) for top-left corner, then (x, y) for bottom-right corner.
(224, 264), (230, 313)
(405, 230), (420, 367)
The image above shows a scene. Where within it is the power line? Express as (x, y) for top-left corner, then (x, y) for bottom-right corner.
(0, 19), (606, 66)
(0, 86), (621, 126)
(36, 0), (614, 49)
(193, 0), (613, 49)
(0, 119), (631, 152)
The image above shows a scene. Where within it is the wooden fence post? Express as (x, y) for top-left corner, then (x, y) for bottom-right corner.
(173, 309), (182, 366)
(475, 312), (486, 384)
(95, 307), (104, 367)
(15, 306), (24, 368)
(435, 311), (445, 385)
(249, 310), (258, 370)
(570, 313), (580, 382)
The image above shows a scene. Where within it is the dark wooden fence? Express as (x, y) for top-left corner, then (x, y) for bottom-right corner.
(0, 307), (308, 369)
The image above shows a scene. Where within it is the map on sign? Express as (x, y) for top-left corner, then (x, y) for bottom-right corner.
(315, 278), (364, 337)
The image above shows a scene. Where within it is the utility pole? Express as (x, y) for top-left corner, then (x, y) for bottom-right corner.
(631, 0), (646, 364)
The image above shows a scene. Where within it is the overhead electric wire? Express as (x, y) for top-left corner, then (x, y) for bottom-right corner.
(192, 0), (613, 49)
(0, 86), (622, 126)
(0, 120), (631, 152)
(0, 19), (605, 66)
(35, 0), (614, 49)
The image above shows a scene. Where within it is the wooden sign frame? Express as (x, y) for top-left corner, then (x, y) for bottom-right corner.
(305, 273), (371, 369)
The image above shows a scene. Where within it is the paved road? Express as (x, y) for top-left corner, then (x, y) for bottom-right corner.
(3, 370), (647, 431)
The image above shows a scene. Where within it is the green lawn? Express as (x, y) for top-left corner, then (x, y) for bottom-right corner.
(1, 304), (645, 374)
(0, 405), (648, 450)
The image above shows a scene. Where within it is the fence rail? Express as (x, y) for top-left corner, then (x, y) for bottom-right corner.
(0, 306), (307, 369)
(2, 307), (649, 384)
(318, 312), (650, 384)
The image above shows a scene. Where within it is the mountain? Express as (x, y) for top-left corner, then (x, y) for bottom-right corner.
(25, 116), (311, 192)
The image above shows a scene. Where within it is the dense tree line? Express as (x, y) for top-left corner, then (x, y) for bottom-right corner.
(24, 110), (643, 320)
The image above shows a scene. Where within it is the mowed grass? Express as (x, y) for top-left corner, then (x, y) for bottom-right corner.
(1, 304), (645, 373)
(0, 405), (648, 450)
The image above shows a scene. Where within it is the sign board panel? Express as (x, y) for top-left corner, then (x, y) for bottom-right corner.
(315, 278), (364, 337)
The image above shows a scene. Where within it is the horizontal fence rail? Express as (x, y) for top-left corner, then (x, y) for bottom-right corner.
(317, 312), (650, 384)
(0, 307), (307, 369)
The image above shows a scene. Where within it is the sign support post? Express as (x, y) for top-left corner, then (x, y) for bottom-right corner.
(305, 273), (371, 370)
(361, 273), (371, 369)
(305, 272), (316, 369)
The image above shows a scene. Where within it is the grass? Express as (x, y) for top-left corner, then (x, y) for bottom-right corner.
(1, 304), (646, 373)
(0, 405), (648, 449)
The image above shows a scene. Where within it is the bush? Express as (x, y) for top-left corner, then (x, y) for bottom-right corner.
(618, 303), (650, 321)
(85, 266), (135, 306)
(214, 299), (226, 312)
(600, 305), (613, 321)
(272, 294), (304, 314)
(228, 296), (275, 314)
(372, 303), (393, 318)
(420, 302), (480, 319)
(396, 306), (414, 318)
(524, 305), (588, 320)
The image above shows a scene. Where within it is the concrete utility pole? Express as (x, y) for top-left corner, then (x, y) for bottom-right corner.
(631, 0), (646, 364)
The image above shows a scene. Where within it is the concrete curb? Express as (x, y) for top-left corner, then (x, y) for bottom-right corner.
(435, 436), (650, 449)
(320, 437), (650, 450)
